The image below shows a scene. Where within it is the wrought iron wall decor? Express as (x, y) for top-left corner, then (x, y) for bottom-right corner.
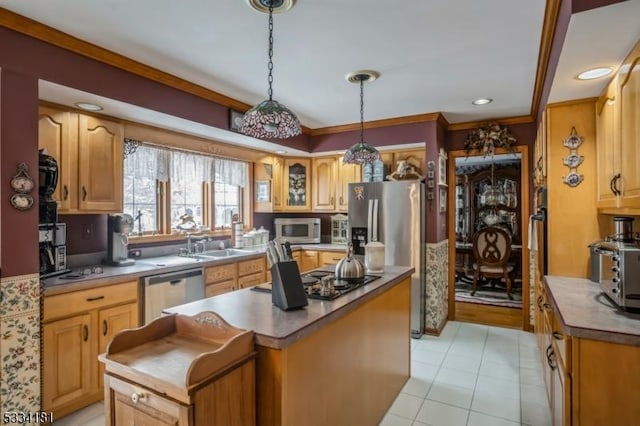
(561, 127), (584, 187)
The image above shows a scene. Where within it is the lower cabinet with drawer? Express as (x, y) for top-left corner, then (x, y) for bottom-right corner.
(43, 280), (139, 419)
(205, 257), (266, 294)
(319, 250), (345, 267)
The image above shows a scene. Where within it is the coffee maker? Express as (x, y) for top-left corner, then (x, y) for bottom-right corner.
(107, 213), (135, 266)
(39, 223), (70, 278)
(39, 149), (59, 224)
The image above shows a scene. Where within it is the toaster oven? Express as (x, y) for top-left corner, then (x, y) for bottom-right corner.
(595, 241), (640, 311)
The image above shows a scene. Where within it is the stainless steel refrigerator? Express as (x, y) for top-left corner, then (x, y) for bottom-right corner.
(348, 181), (425, 338)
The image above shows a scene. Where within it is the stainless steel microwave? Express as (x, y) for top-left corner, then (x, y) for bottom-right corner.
(274, 218), (321, 243)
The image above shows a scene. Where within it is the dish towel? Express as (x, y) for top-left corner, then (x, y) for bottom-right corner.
(528, 215), (538, 252)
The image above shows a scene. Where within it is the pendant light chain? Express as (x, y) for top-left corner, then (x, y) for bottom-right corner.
(360, 78), (365, 144)
(267, 3), (274, 101)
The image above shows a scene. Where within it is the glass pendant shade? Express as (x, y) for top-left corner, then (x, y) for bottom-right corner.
(343, 141), (382, 165)
(241, 99), (301, 138)
(483, 211), (500, 226)
(482, 185), (505, 206)
(343, 71), (381, 166)
(240, 0), (301, 139)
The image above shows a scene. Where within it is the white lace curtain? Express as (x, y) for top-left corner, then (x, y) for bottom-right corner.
(214, 158), (248, 187)
(124, 143), (170, 182)
(128, 143), (248, 187)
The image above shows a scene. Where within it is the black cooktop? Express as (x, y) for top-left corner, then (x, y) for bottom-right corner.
(251, 270), (381, 301)
(299, 270), (381, 301)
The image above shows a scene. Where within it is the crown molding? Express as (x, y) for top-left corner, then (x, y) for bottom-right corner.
(530, 0), (562, 119)
(546, 97), (598, 109)
(446, 115), (534, 132)
(310, 112), (446, 136)
(0, 8), (315, 133)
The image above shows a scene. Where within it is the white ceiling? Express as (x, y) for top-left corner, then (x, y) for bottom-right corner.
(3, 0), (639, 143)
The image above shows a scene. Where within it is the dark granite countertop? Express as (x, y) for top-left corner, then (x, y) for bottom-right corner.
(544, 276), (640, 346)
(164, 265), (414, 349)
(42, 244), (347, 296)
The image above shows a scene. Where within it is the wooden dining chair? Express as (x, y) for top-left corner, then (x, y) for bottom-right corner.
(471, 226), (515, 299)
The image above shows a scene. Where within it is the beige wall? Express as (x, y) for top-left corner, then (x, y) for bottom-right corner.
(546, 99), (599, 277)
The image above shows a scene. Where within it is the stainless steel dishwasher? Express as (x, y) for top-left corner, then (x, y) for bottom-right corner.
(143, 268), (205, 324)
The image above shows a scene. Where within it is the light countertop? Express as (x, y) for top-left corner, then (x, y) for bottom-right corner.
(164, 265), (414, 349)
(544, 275), (640, 346)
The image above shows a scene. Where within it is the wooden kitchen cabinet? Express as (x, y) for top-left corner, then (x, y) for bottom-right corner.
(38, 105), (77, 211)
(319, 250), (345, 267)
(596, 78), (618, 208)
(38, 104), (124, 213)
(311, 156), (361, 212)
(284, 158), (311, 210)
(42, 280), (139, 419)
(254, 156), (284, 212)
(596, 41), (640, 209)
(617, 40), (640, 208)
(311, 157), (337, 211)
(205, 257), (266, 293)
(336, 156), (361, 211)
(300, 250), (319, 272)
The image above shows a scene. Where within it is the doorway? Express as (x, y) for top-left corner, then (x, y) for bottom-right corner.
(447, 146), (530, 330)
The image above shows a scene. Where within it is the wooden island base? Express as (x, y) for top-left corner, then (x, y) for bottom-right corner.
(256, 276), (411, 426)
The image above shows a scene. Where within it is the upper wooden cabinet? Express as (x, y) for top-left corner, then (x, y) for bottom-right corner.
(336, 157), (361, 211)
(38, 105), (124, 213)
(596, 41), (640, 209)
(311, 156), (361, 212)
(283, 158), (311, 210)
(311, 157), (337, 211)
(618, 41), (640, 208)
(596, 78), (619, 207)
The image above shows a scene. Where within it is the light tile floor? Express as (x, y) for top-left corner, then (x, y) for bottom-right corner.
(381, 321), (552, 426)
(55, 321), (551, 426)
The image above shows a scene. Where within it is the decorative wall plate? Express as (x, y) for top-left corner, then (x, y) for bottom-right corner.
(10, 193), (34, 210)
(10, 162), (34, 193)
(563, 127), (584, 149)
(562, 171), (584, 187)
(562, 153), (584, 168)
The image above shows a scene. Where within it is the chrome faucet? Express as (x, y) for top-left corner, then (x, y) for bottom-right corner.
(186, 234), (209, 255)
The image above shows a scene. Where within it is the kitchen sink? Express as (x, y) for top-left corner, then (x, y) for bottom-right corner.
(203, 248), (258, 258)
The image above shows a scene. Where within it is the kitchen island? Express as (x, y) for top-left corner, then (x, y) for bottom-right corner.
(165, 265), (414, 426)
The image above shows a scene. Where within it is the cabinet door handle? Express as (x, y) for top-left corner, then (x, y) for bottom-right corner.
(546, 344), (557, 370)
(330, 197), (334, 205)
(82, 324), (89, 342)
(86, 296), (105, 302)
(537, 295), (543, 310)
(552, 331), (563, 340)
(612, 173), (622, 196)
(63, 185), (69, 200)
(340, 196), (344, 205)
(131, 392), (145, 404)
(81, 186), (88, 201)
(542, 302), (552, 312)
(102, 320), (108, 336)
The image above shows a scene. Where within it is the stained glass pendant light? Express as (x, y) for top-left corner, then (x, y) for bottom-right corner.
(343, 71), (382, 165)
(241, 0), (301, 139)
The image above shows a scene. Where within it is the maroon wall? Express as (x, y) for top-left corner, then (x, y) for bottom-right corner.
(310, 122), (434, 152)
(0, 69), (39, 277)
(572, 0), (627, 13)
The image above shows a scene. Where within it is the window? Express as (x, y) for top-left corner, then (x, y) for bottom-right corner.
(123, 142), (248, 237)
(123, 144), (169, 234)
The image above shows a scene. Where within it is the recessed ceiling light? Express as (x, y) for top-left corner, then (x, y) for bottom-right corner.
(275, 149), (287, 154)
(472, 98), (493, 106)
(577, 67), (613, 80)
(75, 102), (103, 111)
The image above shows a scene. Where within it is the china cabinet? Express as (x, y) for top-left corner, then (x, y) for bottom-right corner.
(460, 166), (521, 244)
(283, 159), (311, 210)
